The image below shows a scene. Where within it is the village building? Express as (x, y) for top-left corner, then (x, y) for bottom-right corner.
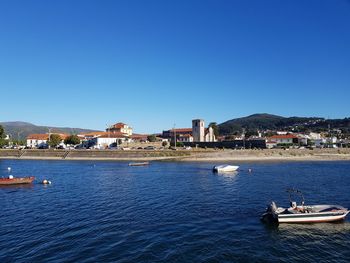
(130, 133), (149, 142)
(26, 133), (69, 148)
(177, 134), (194, 143)
(106, 122), (133, 136)
(192, 119), (216, 142)
(162, 120), (216, 143)
(89, 132), (127, 149)
(266, 140), (277, 149)
(162, 128), (192, 140)
(309, 132), (322, 140)
(269, 134), (299, 145)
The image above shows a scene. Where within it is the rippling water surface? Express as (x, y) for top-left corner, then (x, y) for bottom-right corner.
(0, 160), (349, 262)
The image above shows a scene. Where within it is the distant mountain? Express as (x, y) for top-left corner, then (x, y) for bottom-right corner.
(218, 113), (350, 135)
(0, 121), (100, 140)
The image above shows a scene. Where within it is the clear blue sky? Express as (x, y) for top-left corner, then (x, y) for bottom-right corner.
(1, 0), (349, 133)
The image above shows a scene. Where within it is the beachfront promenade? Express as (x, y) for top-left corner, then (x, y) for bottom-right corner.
(1, 148), (350, 162)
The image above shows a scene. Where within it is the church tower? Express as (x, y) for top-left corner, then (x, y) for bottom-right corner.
(192, 119), (205, 142)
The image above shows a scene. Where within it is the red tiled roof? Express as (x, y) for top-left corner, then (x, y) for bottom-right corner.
(98, 132), (127, 138)
(130, 134), (149, 139)
(266, 140), (277, 144)
(179, 134), (193, 138)
(27, 134), (49, 140)
(27, 133), (69, 140)
(110, 122), (128, 129)
(59, 134), (70, 139)
(270, 134), (298, 139)
(172, 128), (192, 133)
(79, 131), (105, 137)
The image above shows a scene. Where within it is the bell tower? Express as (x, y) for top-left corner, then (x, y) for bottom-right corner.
(192, 119), (205, 142)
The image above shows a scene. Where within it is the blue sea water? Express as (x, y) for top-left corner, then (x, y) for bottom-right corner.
(0, 160), (349, 263)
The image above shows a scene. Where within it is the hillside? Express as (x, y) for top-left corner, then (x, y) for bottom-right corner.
(218, 114), (350, 135)
(1, 121), (100, 140)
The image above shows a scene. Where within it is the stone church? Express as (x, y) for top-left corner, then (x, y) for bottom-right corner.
(192, 119), (216, 142)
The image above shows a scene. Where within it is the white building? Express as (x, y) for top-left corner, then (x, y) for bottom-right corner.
(269, 134), (298, 145)
(309, 132), (322, 140)
(26, 133), (68, 148)
(177, 134), (194, 143)
(27, 134), (49, 148)
(107, 122), (133, 136)
(314, 138), (326, 148)
(89, 133), (127, 149)
(192, 119), (216, 142)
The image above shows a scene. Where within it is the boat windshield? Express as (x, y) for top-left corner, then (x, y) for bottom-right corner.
(286, 188), (305, 207)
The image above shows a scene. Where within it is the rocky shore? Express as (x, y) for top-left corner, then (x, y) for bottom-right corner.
(1, 148), (350, 162)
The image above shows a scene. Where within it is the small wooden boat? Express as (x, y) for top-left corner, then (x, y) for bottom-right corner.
(261, 189), (349, 224)
(128, 162), (150, 166)
(0, 176), (35, 185)
(213, 165), (239, 173)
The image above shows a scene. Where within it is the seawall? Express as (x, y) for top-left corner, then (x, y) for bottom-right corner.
(1, 148), (350, 162)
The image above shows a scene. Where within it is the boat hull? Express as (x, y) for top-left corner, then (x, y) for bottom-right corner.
(129, 162), (149, 166)
(213, 165), (239, 172)
(0, 176), (35, 185)
(278, 211), (349, 223)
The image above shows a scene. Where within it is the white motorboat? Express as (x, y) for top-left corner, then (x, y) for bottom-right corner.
(261, 189), (349, 224)
(128, 162), (149, 166)
(213, 165), (239, 173)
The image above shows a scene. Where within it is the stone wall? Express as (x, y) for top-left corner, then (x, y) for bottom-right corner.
(183, 140), (267, 149)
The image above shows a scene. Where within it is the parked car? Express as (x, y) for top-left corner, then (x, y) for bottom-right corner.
(75, 145), (86, 149)
(144, 146), (156, 150)
(38, 145), (49, 149)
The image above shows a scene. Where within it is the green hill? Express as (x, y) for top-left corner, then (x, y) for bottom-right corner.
(0, 121), (100, 140)
(218, 113), (331, 135)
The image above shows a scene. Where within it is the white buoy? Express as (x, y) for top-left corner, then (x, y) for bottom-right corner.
(7, 167), (11, 172)
(42, 179), (52, 185)
(9, 175), (14, 179)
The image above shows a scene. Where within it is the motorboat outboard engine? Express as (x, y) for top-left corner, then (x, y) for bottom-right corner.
(261, 201), (278, 224)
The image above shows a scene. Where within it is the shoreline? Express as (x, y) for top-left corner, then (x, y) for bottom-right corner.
(1, 149), (350, 162)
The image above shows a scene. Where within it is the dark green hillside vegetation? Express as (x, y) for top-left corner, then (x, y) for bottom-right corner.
(218, 114), (350, 137)
(307, 118), (350, 136)
(1, 121), (100, 140)
(218, 114), (323, 135)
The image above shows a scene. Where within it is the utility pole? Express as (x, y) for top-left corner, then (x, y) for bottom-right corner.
(48, 128), (52, 149)
(106, 124), (111, 149)
(173, 124), (176, 150)
(242, 128), (246, 149)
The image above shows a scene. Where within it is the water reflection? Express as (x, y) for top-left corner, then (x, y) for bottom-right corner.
(264, 221), (350, 239)
(278, 221), (350, 234)
(0, 184), (34, 190)
(215, 171), (238, 177)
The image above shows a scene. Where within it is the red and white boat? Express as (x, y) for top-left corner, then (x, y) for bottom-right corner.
(0, 176), (35, 185)
(261, 189), (349, 224)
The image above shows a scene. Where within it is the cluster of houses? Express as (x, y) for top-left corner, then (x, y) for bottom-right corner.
(265, 131), (347, 149)
(161, 119), (216, 143)
(25, 119), (347, 150)
(26, 123), (139, 149)
(26, 119), (217, 149)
